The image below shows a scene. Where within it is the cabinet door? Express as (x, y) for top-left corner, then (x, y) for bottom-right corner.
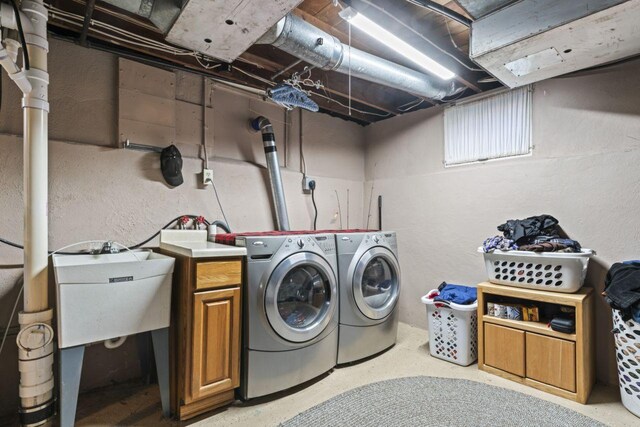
(190, 287), (241, 401)
(526, 333), (576, 392)
(484, 323), (525, 377)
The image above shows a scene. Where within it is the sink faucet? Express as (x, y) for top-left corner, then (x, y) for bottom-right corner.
(90, 241), (120, 255)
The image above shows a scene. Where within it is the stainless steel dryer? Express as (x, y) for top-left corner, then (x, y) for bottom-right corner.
(240, 233), (339, 399)
(336, 231), (400, 364)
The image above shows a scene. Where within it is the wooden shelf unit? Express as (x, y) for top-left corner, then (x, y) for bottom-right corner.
(477, 282), (595, 403)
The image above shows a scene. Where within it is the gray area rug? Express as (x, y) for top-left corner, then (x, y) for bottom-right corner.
(281, 376), (605, 427)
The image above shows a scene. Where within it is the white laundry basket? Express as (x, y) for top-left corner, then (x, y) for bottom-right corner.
(422, 292), (478, 366)
(612, 309), (640, 417)
(479, 248), (594, 293)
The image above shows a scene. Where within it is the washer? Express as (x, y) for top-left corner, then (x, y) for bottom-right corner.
(240, 233), (339, 399)
(336, 231), (401, 364)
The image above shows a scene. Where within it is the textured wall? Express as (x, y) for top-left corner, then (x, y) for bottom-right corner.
(0, 39), (365, 416)
(364, 58), (640, 385)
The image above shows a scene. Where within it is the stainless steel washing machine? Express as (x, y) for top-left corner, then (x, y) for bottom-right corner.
(240, 233), (339, 399)
(336, 231), (400, 364)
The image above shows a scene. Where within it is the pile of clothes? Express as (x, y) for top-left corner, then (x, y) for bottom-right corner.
(604, 261), (640, 322)
(482, 214), (582, 254)
(426, 282), (477, 305)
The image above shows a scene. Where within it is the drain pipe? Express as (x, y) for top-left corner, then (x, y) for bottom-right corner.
(258, 13), (463, 100)
(251, 116), (291, 231)
(0, 1), (53, 425)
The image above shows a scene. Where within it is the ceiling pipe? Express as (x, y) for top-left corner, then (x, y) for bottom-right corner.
(0, 0), (54, 425)
(251, 116), (291, 231)
(257, 13), (463, 101)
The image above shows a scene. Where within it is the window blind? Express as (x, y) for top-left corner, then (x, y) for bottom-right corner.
(444, 86), (532, 166)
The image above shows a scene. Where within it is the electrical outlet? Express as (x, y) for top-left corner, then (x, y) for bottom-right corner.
(203, 169), (214, 185)
(302, 176), (315, 193)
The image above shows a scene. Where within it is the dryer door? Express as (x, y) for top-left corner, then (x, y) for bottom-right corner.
(353, 247), (400, 320)
(265, 252), (338, 343)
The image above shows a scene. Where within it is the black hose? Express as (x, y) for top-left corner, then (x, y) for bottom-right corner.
(10, 0), (30, 70)
(129, 215), (209, 248)
(0, 214), (213, 254)
(210, 220), (231, 234)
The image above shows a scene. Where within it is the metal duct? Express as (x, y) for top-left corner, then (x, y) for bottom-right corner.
(258, 13), (462, 101)
(251, 116), (291, 231)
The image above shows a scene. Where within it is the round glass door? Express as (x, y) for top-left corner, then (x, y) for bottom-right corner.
(265, 252), (337, 342)
(353, 248), (400, 320)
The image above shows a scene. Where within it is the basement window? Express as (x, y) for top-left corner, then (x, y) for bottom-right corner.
(444, 85), (532, 166)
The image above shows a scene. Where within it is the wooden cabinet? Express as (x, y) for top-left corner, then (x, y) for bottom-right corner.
(159, 251), (243, 421)
(484, 323), (525, 377)
(526, 333), (576, 392)
(477, 282), (594, 404)
(190, 287), (241, 402)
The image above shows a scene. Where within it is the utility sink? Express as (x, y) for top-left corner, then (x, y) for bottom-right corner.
(53, 250), (175, 349)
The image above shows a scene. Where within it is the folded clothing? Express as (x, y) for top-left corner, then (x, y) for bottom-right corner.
(604, 262), (640, 321)
(482, 235), (518, 253)
(433, 282), (477, 305)
(497, 214), (559, 245)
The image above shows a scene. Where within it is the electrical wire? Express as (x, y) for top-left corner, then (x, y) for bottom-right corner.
(299, 108), (307, 177)
(210, 181), (231, 232)
(9, 0), (29, 70)
(311, 188), (318, 231)
(397, 98), (425, 112)
(334, 189), (343, 229)
(0, 275), (23, 358)
(47, 5), (222, 69)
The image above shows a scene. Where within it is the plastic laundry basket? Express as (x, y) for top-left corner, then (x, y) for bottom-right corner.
(612, 309), (640, 417)
(479, 248), (594, 293)
(422, 292), (478, 366)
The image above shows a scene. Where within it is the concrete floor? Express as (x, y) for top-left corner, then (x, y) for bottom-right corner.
(71, 322), (637, 426)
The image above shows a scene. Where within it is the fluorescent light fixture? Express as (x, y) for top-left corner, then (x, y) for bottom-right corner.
(339, 7), (456, 81)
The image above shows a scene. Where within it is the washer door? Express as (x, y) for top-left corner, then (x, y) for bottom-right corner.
(265, 252), (337, 343)
(353, 247), (400, 320)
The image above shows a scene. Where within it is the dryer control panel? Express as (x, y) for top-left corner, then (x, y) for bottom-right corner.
(280, 234), (336, 255)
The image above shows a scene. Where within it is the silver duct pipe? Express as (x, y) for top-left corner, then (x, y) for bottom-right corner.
(251, 116), (291, 231)
(258, 13), (462, 100)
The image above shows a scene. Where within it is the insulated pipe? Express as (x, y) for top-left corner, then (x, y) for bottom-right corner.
(251, 116), (291, 231)
(258, 13), (462, 101)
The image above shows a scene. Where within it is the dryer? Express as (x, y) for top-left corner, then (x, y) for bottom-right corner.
(240, 233), (339, 399)
(336, 231), (400, 364)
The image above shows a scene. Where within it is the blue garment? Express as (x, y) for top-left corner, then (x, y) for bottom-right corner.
(434, 283), (477, 305)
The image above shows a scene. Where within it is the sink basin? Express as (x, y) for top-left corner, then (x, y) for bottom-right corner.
(53, 250), (175, 348)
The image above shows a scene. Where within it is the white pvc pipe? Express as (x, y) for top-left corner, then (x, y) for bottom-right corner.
(8, 0), (53, 418)
(104, 336), (127, 350)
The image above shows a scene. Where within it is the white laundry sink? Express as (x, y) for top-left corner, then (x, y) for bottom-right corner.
(53, 250), (175, 348)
